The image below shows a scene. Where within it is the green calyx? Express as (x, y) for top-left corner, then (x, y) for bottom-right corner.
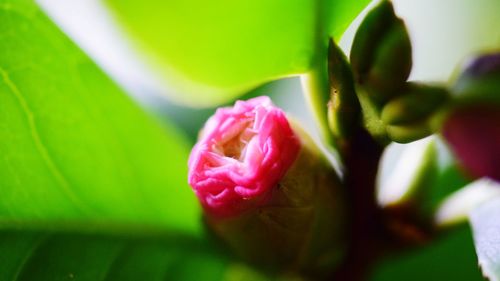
(205, 123), (346, 278)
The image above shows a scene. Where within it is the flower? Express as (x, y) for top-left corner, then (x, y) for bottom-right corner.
(188, 96), (301, 217)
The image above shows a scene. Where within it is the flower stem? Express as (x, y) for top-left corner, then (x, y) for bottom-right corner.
(331, 127), (384, 281)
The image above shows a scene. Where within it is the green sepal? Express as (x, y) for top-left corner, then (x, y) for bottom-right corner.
(381, 83), (449, 126)
(386, 122), (432, 144)
(327, 38), (361, 140)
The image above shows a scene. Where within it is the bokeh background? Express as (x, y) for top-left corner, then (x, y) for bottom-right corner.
(2, 0), (500, 279)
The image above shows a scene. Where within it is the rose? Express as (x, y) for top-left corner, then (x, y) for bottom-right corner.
(188, 96), (301, 217)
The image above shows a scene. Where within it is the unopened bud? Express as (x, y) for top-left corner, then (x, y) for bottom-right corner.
(381, 83), (449, 126)
(188, 97), (346, 276)
(386, 121), (431, 144)
(350, 0), (412, 101)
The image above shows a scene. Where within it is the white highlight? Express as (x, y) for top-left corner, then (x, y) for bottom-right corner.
(436, 179), (500, 227)
(376, 136), (434, 206)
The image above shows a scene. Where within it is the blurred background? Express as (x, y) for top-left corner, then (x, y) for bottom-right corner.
(2, 0), (499, 279)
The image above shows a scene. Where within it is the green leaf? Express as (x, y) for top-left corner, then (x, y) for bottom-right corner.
(0, 230), (238, 281)
(0, 0), (200, 234)
(371, 225), (484, 281)
(104, 0), (369, 106)
(469, 197), (500, 281)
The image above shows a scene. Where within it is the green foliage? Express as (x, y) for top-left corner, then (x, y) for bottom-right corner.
(0, 0), (200, 234)
(1, 0), (497, 279)
(104, 0), (369, 106)
(371, 226), (484, 281)
(0, 230), (238, 281)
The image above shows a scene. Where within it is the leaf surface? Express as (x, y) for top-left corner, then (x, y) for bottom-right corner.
(104, 0), (369, 106)
(0, 0), (200, 234)
(0, 230), (241, 281)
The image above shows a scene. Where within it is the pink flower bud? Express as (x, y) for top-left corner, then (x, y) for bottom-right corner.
(188, 96), (301, 216)
(442, 104), (500, 181)
(441, 53), (500, 182)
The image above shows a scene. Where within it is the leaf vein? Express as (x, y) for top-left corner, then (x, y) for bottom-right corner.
(0, 66), (89, 214)
(11, 234), (48, 281)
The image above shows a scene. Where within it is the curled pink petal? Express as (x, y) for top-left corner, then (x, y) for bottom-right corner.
(188, 96), (301, 216)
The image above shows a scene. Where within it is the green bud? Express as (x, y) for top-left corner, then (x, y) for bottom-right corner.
(386, 121), (431, 144)
(368, 22), (412, 92)
(205, 123), (346, 278)
(350, 0), (412, 101)
(327, 38), (361, 140)
(350, 0), (396, 81)
(381, 83), (449, 126)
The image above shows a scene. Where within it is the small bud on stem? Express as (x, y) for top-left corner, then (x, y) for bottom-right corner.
(350, 0), (412, 103)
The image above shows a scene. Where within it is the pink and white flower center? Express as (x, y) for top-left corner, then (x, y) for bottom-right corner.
(188, 96), (300, 217)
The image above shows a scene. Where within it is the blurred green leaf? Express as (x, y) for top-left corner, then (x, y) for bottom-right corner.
(426, 138), (472, 209)
(104, 0), (369, 106)
(469, 198), (500, 281)
(0, 0), (200, 234)
(0, 230), (234, 281)
(371, 226), (484, 281)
